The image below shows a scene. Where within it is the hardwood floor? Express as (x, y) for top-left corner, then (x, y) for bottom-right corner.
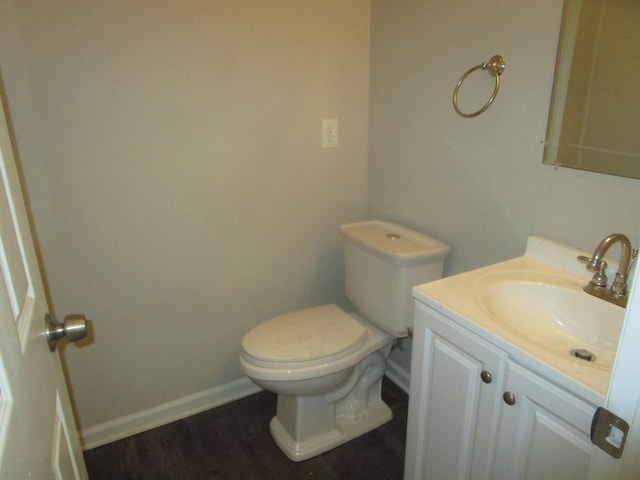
(84, 377), (408, 480)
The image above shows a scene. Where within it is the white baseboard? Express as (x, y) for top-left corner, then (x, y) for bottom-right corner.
(82, 364), (410, 451)
(385, 358), (410, 394)
(81, 377), (261, 451)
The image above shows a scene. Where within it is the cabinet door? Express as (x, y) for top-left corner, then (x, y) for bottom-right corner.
(405, 304), (507, 480)
(492, 361), (597, 480)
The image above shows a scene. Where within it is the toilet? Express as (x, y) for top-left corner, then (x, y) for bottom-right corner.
(240, 220), (449, 461)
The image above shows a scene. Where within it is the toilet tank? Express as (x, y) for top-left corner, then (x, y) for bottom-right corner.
(339, 220), (449, 336)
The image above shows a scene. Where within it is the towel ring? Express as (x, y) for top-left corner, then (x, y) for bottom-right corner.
(453, 55), (506, 118)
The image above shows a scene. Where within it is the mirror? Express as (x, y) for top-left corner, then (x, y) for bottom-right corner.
(543, 0), (640, 179)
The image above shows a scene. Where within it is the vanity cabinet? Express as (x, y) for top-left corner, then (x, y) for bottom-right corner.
(404, 301), (598, 480)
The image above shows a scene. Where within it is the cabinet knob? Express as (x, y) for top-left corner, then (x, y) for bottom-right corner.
(503, 391), (516, 405)
(480, 370), (493, 384)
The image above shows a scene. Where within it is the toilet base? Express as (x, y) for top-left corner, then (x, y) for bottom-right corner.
(269, 399), (392, 462)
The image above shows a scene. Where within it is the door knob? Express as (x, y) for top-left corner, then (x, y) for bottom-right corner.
(44, 313), (88, 352)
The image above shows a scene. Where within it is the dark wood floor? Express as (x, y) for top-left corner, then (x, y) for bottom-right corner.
(84, 377), (408, 480)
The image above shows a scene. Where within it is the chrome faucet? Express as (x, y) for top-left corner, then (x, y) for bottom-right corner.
(579, 233), (637, 308)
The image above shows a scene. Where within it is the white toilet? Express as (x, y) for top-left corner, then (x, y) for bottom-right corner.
(240, 220), (449, 461)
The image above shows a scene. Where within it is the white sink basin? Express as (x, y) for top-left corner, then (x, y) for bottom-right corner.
(475, 271), (624, 369)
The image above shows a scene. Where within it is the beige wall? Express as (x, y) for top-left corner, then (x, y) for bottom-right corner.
(0, 0), (370, 431)
(371, 0), (640, 371)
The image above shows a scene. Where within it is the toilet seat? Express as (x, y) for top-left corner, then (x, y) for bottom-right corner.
(241, 305), (368, 369)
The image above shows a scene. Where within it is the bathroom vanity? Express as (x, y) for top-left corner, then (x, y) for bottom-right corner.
(404, 237), (626, 479)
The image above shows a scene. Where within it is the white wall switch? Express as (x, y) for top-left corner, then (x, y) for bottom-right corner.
(322, 118), (338, 148)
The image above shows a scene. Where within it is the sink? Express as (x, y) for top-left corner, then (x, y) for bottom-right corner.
(475, 271), (624, 369)
(413, 236), (629, 396)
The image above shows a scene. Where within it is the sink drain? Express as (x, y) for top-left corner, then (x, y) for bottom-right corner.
(570, 348), (596, 362)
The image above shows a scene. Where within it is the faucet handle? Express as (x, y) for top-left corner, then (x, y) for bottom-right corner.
(610, 248), (638, 296)
(578, 255), (608, 287)
(630, 249), (638, 272)
(577, 255), (607, 272)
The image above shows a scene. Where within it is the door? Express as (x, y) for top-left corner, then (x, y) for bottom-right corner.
(492, 361), (596, 480)
(0, 95), (88, 478)
(588, 262), (640, 480)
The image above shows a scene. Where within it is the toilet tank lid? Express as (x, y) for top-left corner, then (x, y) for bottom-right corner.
(339, 220), (450, 265)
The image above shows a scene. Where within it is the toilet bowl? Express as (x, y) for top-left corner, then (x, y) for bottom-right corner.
(241, 305), (394, 461)
(240, 221), (449, 461)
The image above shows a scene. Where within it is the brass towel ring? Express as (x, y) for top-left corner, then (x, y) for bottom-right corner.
(453, 55), (506, 118)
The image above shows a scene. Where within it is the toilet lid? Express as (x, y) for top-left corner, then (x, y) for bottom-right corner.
(242, 305), (368, 365)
